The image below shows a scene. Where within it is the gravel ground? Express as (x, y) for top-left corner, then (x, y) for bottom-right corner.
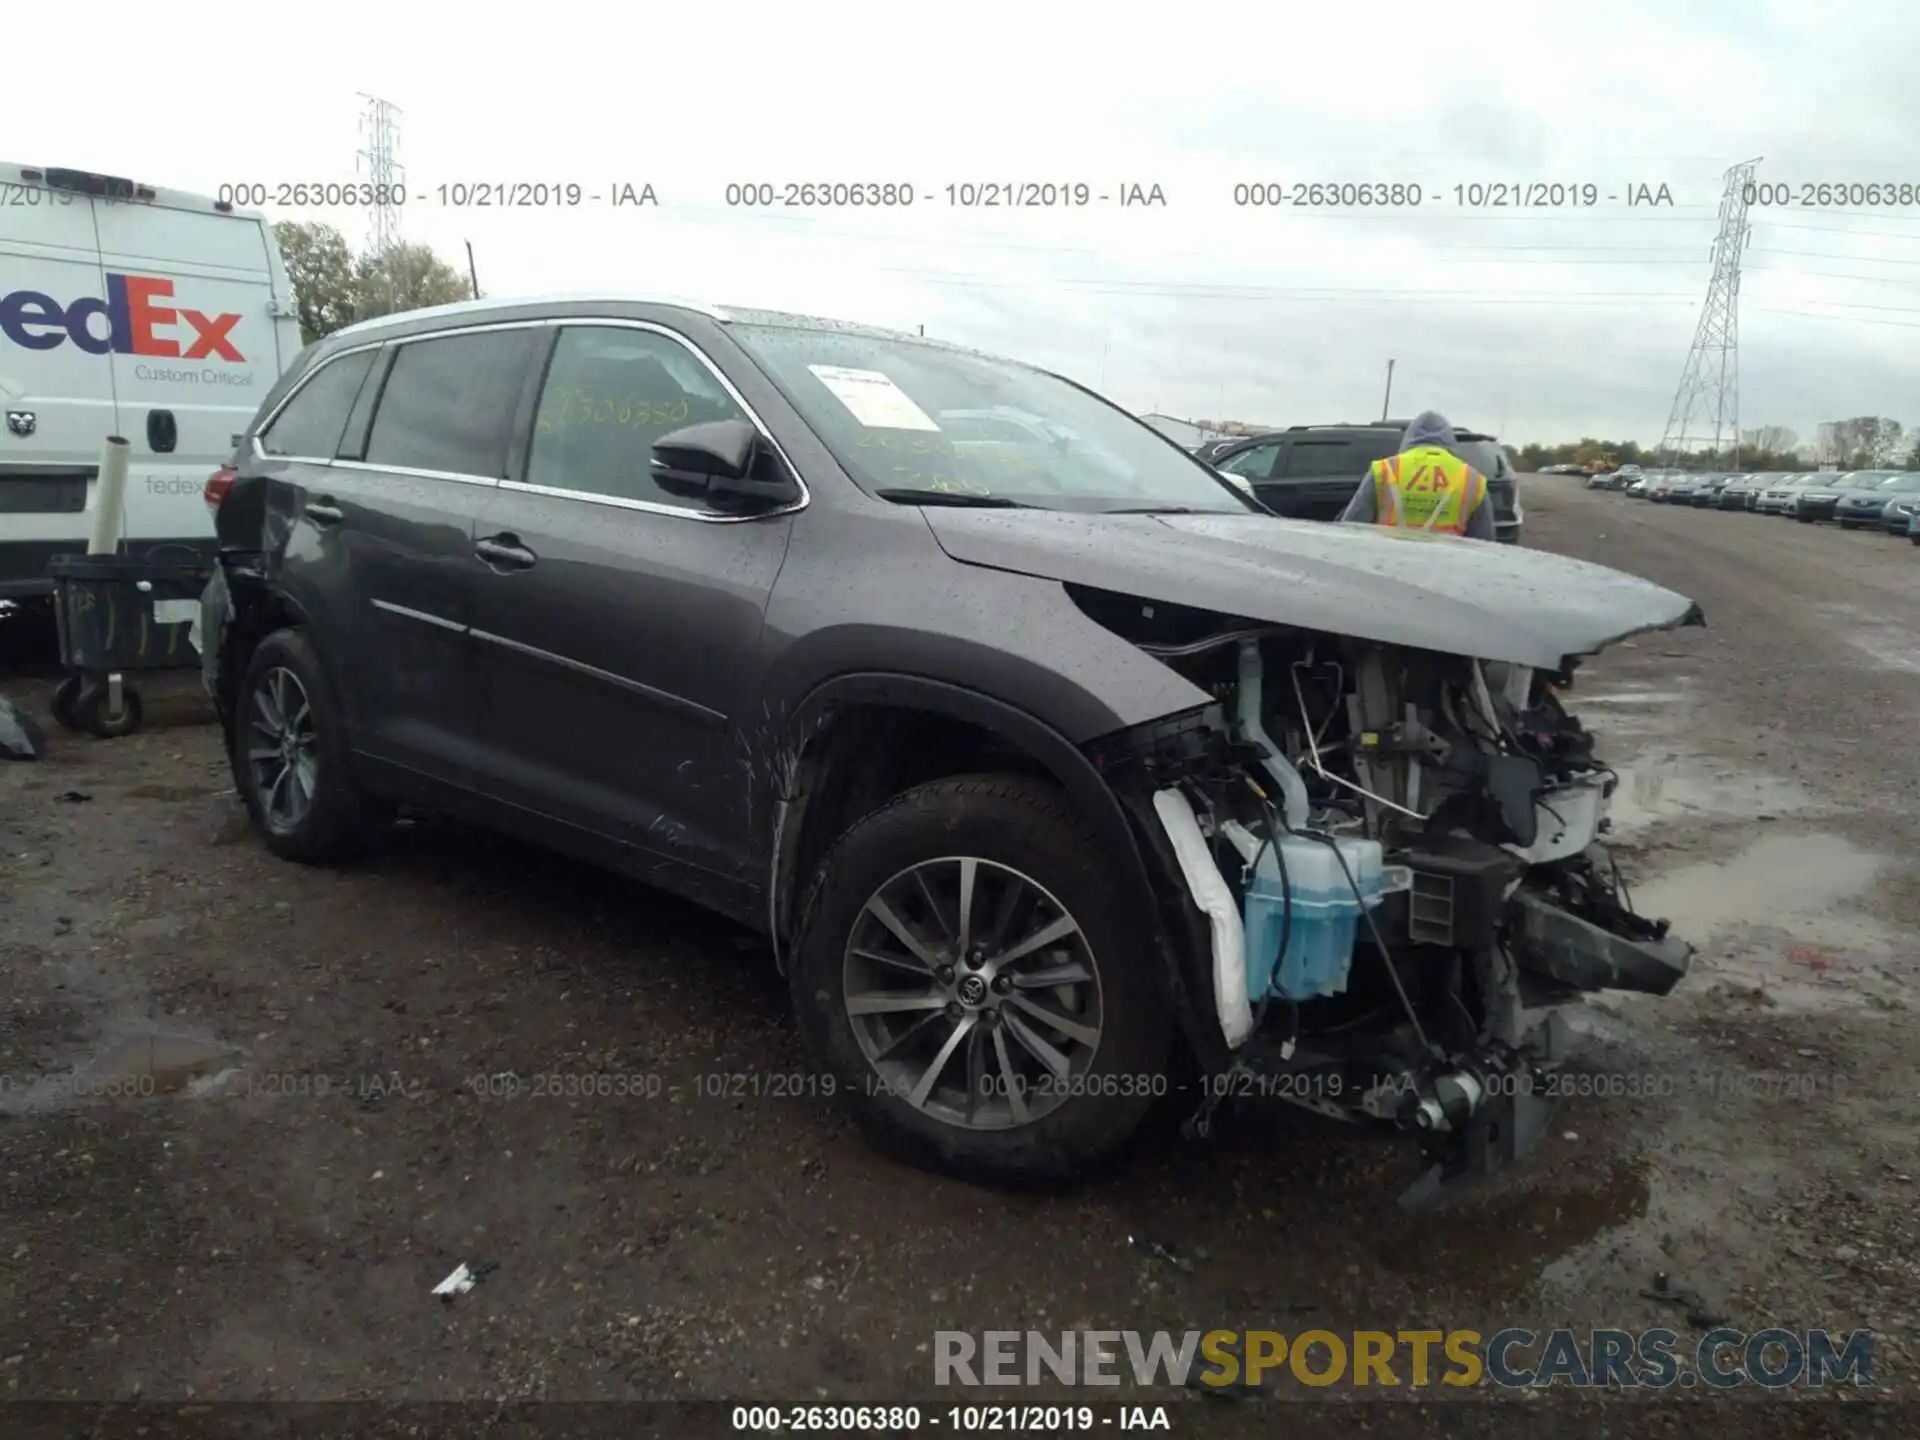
(1, 480), (1916, 1431)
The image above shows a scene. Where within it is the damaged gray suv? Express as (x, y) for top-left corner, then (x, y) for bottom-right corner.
(206, 295), (1703, 1199)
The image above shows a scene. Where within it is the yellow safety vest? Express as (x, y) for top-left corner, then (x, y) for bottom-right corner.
(1367, 446), (1487, 535)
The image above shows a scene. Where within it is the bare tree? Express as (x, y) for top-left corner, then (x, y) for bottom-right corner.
(1741, 424), (1797, 455)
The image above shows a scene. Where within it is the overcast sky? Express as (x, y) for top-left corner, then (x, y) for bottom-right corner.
(12, 0), (1919, 446)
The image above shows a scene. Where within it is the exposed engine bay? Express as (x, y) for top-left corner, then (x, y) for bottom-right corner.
(1077, 587), (1695, 1206)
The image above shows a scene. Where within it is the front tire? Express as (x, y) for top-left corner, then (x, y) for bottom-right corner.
(789, 774), (1173, 1186)
(234, 628), (388, 863)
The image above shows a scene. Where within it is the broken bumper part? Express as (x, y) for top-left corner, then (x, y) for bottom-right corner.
(1507, 889), (1693, 996)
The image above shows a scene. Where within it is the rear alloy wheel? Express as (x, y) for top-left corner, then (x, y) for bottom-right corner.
(235, 629), (389, 863)
(790, 775), (1171, 1185)
(246, 666), (319, 833)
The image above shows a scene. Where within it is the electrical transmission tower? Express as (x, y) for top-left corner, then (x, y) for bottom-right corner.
(355, 94), (405, 312)
(1656, 157), (1761, 470)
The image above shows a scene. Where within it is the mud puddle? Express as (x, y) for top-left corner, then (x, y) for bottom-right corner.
(1372, 1161), (1651, 1293)
(1606, 753), (1815, 837)
(1628, 833), (1898, 1009)
(0, 1032), (241, 1115)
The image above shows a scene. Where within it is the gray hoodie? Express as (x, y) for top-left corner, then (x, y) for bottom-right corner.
(1338, 410), (1496, 538)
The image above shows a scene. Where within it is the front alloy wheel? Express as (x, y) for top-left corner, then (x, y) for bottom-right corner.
(790, 774), (1172, 1185)
(843, 856), (1102, 1130)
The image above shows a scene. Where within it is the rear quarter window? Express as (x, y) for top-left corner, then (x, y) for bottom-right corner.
(363, 329), (537, 477)
(256, 349), (378, 459)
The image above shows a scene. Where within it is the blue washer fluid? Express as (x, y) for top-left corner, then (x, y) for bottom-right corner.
(1242, 834), (1386, 1001)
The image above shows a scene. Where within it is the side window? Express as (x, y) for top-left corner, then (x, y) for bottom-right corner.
(257, 350), (376, 458)
(525, 325), (751, 508)
(363, 329), (535, 477)
(1279, 441), (1362, 477)
(1220, 441), (1281, 479)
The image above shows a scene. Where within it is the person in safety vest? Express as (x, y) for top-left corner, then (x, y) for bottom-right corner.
(1338, 410), (1496, 539)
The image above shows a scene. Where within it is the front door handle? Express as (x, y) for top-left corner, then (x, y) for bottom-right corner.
(305, 498), (345, 525)
(475, 534), (537, 570)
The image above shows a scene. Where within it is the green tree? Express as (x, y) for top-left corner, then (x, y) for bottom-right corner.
(272, 220), (357, 345)
(353, 242), (475, 323)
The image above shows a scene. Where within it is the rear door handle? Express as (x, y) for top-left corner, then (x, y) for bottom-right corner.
(475, 534), (537, 570)
(306, 498), (345, 525)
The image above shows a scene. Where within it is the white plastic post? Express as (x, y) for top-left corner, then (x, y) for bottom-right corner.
(87, 436), (131, 555)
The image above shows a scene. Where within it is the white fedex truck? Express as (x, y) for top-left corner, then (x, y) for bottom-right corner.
(0, 163), (304, 597)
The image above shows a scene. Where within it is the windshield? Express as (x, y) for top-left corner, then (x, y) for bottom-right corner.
(728, 322), (1254, 514)
(1879, 473), (1920, 492)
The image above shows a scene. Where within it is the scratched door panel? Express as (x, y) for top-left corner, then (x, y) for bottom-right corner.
(466, 483), (793, 884)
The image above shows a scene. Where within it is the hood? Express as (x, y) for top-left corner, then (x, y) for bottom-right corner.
(1402, 410), (1456, 452)
(924, 510), (1703, 670)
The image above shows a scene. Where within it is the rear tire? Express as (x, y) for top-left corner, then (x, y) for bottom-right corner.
(233, 628), (389, 863)
(789, 774), (1173, 1187)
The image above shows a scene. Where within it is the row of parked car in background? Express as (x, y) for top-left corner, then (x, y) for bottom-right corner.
(1586, 464), (1920, 542)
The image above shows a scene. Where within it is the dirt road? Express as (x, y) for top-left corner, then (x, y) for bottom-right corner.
(1, 481), (1916, 1425)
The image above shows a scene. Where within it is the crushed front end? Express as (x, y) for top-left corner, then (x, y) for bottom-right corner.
(1079, 589), (1696, 1206)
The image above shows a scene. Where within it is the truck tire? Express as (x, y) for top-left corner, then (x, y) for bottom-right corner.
(789, 774), (1174, 1187)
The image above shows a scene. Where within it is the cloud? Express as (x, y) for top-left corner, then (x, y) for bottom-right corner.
(7, 0), (1916, 445)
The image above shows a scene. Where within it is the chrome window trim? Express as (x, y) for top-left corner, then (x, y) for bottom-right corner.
(331, 460), (498, 488)
(329, 293), (731, 342)
(249, 315), (810, 522)
(516, 317), (810, 524)
(252, 320), (553, 469)
(250, 339), (386, 462)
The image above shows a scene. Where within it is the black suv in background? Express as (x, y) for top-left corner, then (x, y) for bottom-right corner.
(1210, 422), (1523, 542)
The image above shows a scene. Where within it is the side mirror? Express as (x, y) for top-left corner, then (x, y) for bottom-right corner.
(650, 419), (800, 507)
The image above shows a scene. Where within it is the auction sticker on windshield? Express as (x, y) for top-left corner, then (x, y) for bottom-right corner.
(807, 365), (942, 431)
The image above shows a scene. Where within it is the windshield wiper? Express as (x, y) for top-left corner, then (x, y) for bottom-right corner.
(1102, 504), (1234, 515)
(873, 488), (1038, 509)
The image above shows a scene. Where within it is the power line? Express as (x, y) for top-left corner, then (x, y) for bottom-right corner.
(1760, 219), (1920, 240)
(1747, 295), (1920, 316)
(1749, 267), (1920, 287)
(874, 269), (1700, 302)
(1753, 247), (1920, 266)
(1753, 307), (1920, 331)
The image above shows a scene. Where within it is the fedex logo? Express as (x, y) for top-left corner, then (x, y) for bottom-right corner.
(0, 273), (245, 361)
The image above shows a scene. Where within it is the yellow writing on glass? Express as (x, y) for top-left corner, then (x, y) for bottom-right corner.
(856, 431), (947, 456)
(535, 386), (689, 433)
